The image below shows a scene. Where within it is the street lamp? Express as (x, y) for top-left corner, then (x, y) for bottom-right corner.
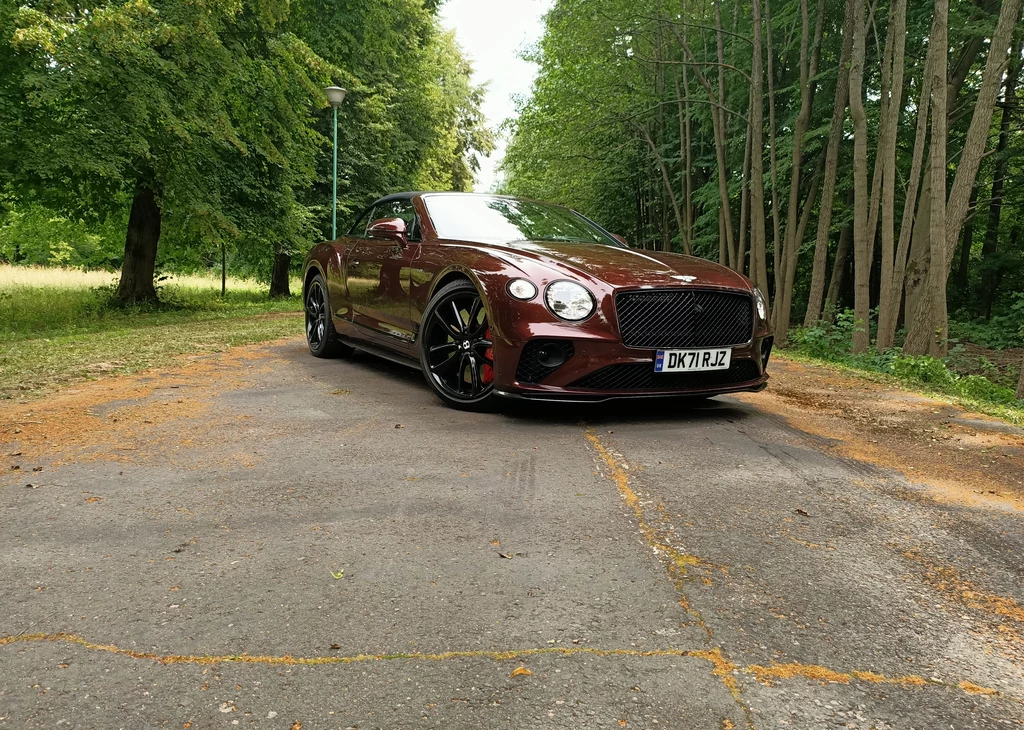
(324, 85), (347, 239)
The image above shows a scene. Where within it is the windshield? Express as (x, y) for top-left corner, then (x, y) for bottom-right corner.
(424, 195), (621, 246)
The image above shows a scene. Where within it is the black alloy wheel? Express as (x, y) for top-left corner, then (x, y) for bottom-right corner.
(305, 273), (352, 358)
(419, 279), (496, 410)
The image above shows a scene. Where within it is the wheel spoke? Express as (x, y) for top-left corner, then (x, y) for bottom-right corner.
(467, 297), (482, 329)
(450, 301), (467, 334)
(434, 309), (462, 338)
(429, 342), (457, 356)
(430, 353), (460, 374)
(468, 354), (481, 395)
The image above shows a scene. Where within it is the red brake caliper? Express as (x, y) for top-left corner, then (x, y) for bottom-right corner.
(482, 328), (494, 384)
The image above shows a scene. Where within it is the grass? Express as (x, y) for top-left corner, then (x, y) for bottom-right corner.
(1, 264), (303, 399)
(786, 312), (1024, 427)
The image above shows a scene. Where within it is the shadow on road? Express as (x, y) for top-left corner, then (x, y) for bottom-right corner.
(337, 346), (757, 427)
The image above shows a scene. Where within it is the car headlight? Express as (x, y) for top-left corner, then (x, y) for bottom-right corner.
(754, 288), (768, 321)
(545, 280), (595, 321)
(507, 278), (538, 301)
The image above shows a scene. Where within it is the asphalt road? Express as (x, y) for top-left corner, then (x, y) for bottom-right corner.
(1, 340), (1022, 729)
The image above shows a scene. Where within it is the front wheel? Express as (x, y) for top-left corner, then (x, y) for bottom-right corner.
(305, 273), (353, 358)
(419, 279), (496, 411)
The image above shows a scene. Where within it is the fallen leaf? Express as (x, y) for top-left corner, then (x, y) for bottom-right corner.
(491, 540), (500, 546)
(85, 497), (102, 504)
(291, 723), (302, 730)
(32, 466), (43, 472)
(395, 424), (405, 429)
(498, 553), (514, 559)
(794, 509), (811, 517)
(329, 644), (340, 650)
(331, 569), (344, 579)
(618, 721), (627, 727)
(510, 666), (532, 678)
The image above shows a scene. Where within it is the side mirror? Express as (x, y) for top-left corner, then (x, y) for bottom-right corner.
(612, 233), (629, 247)
(368, 217), (408, 244)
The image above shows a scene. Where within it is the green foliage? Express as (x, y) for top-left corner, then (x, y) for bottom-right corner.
(0, 0), (494, 290)
(790, 309), (1023, 411)
(0, 200), (126, 268)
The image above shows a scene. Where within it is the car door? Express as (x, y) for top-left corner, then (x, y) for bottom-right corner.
(346, 199), (419, 341)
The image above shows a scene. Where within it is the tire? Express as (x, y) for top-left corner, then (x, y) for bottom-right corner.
(419, 279), (497, 411)
(305, 273), (354, 358)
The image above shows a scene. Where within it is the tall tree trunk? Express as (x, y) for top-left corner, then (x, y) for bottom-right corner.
(925, 0), (949, 358)
(764, 0), (782, 296)
(903, 0), (1022, 354)
(116, 181), (162, 304)
(773, 0), (825, 343)
(270, 252), (292, 298)
(877, 43), (933, 350)
(980, 35), (1022, 317)
(748, 0), (770, 299)
(874, 0), (908, 351)
(849, 0), (870, 353)
(804, 0), (856, 327)
(737, 95), (752, 274)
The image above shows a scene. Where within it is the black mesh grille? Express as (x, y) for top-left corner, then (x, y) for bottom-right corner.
(515, 340), (576, 384)
(615, 289), (754, 349)
(568, 359), (761, 391)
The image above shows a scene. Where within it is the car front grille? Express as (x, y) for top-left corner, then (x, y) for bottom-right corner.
(567, 359), (761, 391)
(615, 289), (753, 349)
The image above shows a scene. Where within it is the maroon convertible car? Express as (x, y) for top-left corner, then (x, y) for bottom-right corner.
(302, 192), (773, 410)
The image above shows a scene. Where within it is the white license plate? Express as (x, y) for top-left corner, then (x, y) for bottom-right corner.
(654, 348), (732, 373)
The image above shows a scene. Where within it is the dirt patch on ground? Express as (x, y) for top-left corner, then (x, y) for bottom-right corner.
(0, 339), (295, 483)
(735, 356), (1024, 511)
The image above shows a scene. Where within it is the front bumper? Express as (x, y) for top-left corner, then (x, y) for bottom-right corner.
(492, 335), (772, 402)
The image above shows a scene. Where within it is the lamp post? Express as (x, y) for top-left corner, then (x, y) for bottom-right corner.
(324, 85), (348, 239)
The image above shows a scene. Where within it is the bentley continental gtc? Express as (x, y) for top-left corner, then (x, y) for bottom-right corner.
(302, 192), (773, 410)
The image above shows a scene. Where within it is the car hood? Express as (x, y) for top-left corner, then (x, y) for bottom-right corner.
(491, 241), (753, 291)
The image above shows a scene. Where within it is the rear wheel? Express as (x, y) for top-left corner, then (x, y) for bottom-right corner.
(419, 279), (496, 411)
(305, 273), (353, 358)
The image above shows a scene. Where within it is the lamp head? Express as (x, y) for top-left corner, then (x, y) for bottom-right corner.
(324, 86), (347, 108)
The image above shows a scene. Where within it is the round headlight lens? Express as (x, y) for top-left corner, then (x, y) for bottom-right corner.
(507, 278), (538, 301)
(545, 281), (595, 321)
(754, 288), (768, 320)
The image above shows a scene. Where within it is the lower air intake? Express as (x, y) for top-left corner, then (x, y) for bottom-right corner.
(568, 359), (761, 391)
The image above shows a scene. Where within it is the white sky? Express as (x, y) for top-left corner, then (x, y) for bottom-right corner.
(440, 0), (553, 192)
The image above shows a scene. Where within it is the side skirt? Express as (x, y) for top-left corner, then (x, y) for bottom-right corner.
(339, 336), (422, 371)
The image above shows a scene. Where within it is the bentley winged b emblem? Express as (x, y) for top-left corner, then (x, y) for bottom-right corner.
(671, 274), (698, 283)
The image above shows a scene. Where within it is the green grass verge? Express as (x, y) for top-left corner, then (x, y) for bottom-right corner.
(1, 280), (303, 399)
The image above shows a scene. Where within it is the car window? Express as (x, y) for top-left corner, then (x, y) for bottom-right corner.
(423, 195), (619, 246)
(347, 206), (376, 238)
(373, 199), (420, 242)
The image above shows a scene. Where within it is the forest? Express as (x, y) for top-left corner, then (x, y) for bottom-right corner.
(0, 0), (493, 299)
(502, 0), (1024, 399)
(1, 0), (1022, 406)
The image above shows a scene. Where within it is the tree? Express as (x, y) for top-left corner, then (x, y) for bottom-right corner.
(2, 0), (334, 302)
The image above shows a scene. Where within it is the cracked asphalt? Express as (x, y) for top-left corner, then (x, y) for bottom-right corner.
(1, 339), (1022, 729)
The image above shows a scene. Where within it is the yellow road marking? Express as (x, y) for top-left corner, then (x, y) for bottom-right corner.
(0, 632), (1017, 704)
